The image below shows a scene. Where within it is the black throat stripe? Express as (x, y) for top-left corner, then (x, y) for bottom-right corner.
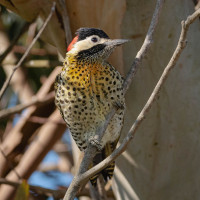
(76, 44), (106, 60)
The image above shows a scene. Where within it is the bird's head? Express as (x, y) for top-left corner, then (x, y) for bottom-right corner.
(67, 27), (128, 62)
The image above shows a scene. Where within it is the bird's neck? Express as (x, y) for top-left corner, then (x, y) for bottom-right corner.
(62, 53), (105, 73)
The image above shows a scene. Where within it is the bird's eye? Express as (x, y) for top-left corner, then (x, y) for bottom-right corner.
(91, 37), (98, 43)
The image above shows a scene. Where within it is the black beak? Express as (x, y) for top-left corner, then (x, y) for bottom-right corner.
(104, 39), (129, 47)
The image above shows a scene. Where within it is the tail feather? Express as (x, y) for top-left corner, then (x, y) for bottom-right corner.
(89, 151), (102, 186)
(89, 138), (119, 186)
(102, 161), (115, 181)
(89, 173), (100, 186)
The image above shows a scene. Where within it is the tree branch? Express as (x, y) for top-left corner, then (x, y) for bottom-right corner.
(123, 0), (164, 93)
(97, 175), (109, 200)
(0, 91), (54, 120)
(27, 115), (65, 125)
(63, 0), (165, 199)
(58, 0), (72, 45)
(0, 178), (65, 198)
(0, 178), (114, 199)
(0, 2), (56, 100)
(0, 22), (29, 64)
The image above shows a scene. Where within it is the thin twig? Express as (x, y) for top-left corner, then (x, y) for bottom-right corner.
(97, 175), (108, 200)
(0, 178), (63, 197)
(12, 45), (57, 56)
(89, 183), (101, 200)
(0, 178), (71, 199)
(0, 91), (54, 120)
(74, 5), (200, 189)
(0, 2), (56, 101)
(0, 178), (114, 199)
(63, 0), (164, 199)
(58, 0), (72, 45)
(0, 22), (29, 64)
(123, 0), (164, 93)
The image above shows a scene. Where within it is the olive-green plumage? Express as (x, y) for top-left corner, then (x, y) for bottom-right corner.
(55, 28), (126, 186)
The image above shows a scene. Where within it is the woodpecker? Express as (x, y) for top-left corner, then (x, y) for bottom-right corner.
(55, 27), (127, 186)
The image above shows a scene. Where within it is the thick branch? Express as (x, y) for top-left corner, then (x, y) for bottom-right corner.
(0, 2), (56, 100)
(0, 91), (54, 120)
(64, 0), (165, 199)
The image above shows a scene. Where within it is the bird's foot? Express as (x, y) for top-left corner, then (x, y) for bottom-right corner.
(89, 137), (102, 151)
(113, 101), (124, 110)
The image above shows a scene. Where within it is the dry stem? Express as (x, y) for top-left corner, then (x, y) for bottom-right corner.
(0, 91), (54, 119)
(0, 22), (28, 64)
(58, 0), (72, 45)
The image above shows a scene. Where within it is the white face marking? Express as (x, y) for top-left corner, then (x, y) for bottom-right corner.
(68, 35), (108, 55)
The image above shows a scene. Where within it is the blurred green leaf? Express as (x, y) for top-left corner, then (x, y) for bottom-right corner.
(14, 180), (29, 200)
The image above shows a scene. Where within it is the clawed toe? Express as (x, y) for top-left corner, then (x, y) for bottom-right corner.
(89, 138), (102, 151)
(113, 101), (124, 110)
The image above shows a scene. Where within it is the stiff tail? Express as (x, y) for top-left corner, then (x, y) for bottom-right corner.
(89, 139), (119, 187)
